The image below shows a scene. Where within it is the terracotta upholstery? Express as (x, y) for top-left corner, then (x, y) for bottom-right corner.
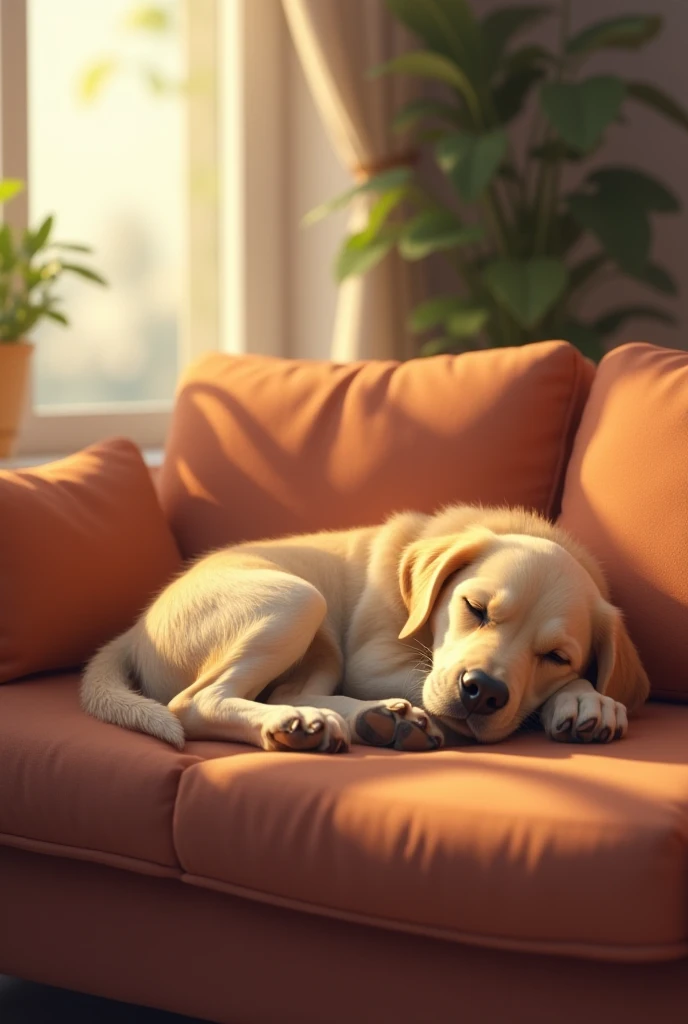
(177, 704), (688, 963)
(3, 848), (688, 1024)
(0, 438), (181, 684)
(3, 675), (686, 965)
(158, 343), (592, 558)
(0, 674), (198, 873)
(559, 343), (688, 702)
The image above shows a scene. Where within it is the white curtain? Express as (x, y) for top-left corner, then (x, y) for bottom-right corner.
(283, 0), (420, 362)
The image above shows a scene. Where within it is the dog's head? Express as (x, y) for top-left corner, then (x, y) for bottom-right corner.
(398, 527), (649, 743)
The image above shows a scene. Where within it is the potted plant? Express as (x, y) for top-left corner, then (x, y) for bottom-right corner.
(0, 179), (106, 456)
(309, 1), (688, 359)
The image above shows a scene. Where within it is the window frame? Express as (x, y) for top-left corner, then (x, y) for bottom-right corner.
(0, 0), (288, 459)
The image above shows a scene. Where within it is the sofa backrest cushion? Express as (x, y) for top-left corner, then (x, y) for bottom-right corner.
(159, 342), (592, 559)
(559, 343), (688, 702)
(0, 438), (181, 684)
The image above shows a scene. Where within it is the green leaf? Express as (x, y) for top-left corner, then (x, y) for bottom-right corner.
(399, 211), (484, 260)
(446, 304), (490, 336)
(553, 213), (584, 255)
(586, 167), (679, 212)
(493, 56), (547, 122)
(562, 320), (605, 362)
(419, 337), (458, 357)
(25, 214), (53, 256)
(568, 192), (650, 274)
(45, 309), (70, 327)
(36, 259), (62, 282)
(481, 7), (553, 74)
(626, 81), (688, 132)
(593, 305), (676, 336)
(436, 129), (507, 201)
(409, 295), (472, 332)
(303, 167), (414, 226)
(392, 97), (462, 133)
(568, 167), (679, 275)
(61, 263), (108, 285)
(384, 0), (485, 85)
(0, 178), (24, 203)
(123, 4), (171, 32)
(18, 304), (44, 334)
(627, 261), (678, 296)
(143, 68), (175, 94)
(483, 257), (568, 328)
(540, 76), (625, 152)
(357, 188), (409, 245)
(371, 51), (480, 118)
(53, 242), (94, 253)
(78, 58), (118, 102)
(0, 225), (15, 271)
(335, 228), (399, 282)
(566, 15), (661, 56)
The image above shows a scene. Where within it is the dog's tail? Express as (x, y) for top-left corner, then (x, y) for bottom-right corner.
(80, 631), (185, 749)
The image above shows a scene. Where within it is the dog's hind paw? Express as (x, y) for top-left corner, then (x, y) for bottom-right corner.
(353, 699), (443, 752)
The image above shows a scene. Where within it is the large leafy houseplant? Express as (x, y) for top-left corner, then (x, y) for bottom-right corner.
(309, 1), (687, 359)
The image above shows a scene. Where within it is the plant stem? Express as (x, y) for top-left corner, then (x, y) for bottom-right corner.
(447, 249), (483, 297)
(533, 0), (571, 256)
(482, 186), (511, 257)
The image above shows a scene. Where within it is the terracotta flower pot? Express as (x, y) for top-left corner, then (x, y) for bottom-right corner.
(0, 340), (33, 458)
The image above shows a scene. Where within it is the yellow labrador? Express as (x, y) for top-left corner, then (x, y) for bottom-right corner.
(81, 504), (649, 753)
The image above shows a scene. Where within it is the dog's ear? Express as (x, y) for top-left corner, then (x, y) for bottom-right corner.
(398, 528), (494, 640)
(590, 600), (650, 714)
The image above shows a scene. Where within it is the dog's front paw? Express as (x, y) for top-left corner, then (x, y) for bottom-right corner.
(352, 699), (444, 752)
(262, 706), (350, 754)
(541, 688), (628, 744)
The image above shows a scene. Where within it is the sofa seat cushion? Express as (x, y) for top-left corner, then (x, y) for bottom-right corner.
(0, 674), (201, 875)
(159, 342), (592, 558)
(176, 703), (688, 963)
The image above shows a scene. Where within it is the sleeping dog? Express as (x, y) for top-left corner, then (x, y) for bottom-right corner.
(81, 504), (649, 752)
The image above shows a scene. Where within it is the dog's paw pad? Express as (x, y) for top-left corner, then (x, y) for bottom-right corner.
(271, 717), (325, 751)
(394, 719), (440, 752)
(356, 706), (398, 746)
(355, 701), (442, 752)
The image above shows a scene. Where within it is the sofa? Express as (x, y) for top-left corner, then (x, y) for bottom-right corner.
(1, 339), (688, 1024)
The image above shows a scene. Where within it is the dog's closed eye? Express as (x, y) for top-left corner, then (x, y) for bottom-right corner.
(542, 650), (570, 666)
(463, 597), (487, 625)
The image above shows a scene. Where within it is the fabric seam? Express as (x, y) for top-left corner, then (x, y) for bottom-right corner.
(179, 871), (688, 965)
(546, 343), (587, 520)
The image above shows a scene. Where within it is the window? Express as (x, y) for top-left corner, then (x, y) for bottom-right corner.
(28, 0), (185, 410)
(0, 0), (287, 458)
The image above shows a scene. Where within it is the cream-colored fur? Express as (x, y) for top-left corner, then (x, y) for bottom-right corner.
(81, 504), (650, 753)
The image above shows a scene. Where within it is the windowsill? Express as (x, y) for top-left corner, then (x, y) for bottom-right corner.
(0, 447), (165, 470)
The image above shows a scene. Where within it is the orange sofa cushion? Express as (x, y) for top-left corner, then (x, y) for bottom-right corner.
(0, 674), (200, 872)
(158, 342), (592, 558)
(176, 703), (688, 964)
(0, 438), (181, 684)
(559, 343), (688, 701)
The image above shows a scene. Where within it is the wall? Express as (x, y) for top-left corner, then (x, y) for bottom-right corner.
(285, 29), (348, 360)
(283, 0), (688, 358)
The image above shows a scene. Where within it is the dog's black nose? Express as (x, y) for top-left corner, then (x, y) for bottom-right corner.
(459, 670), (509, 716)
